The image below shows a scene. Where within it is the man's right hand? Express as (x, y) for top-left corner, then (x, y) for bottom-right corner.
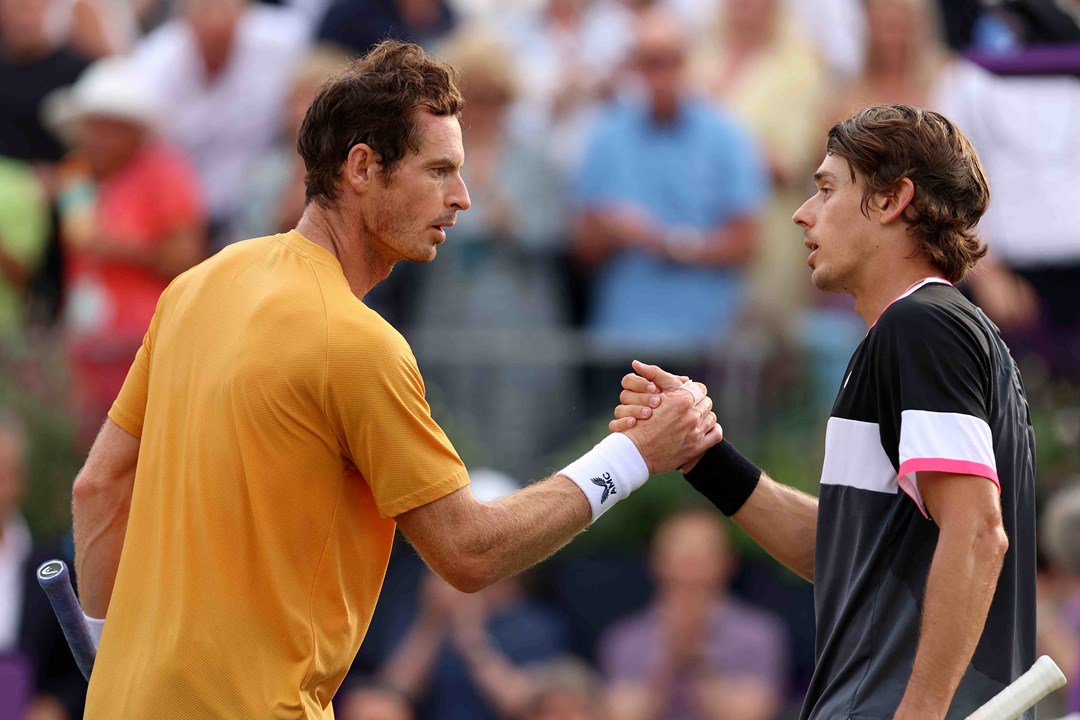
(620, 361), (722, 474)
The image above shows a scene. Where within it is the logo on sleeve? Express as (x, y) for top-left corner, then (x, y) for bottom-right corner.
(591, 472), (617, 504)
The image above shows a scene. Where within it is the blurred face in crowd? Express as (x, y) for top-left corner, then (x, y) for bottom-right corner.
(526, 689), (602, 720)
(723, 0), (780, 47)
(794, 152), (882, 295)
(865, 0), (924, 74)
(463, 77), (512, 127)
(0, 423), (26, 521)
(184, 0), (246, 74)
(0, 0), (52, 58)
(341, 687), (413, 720)
(650, 511), (732, 595)
(78, 116), (146, 177)
(359, 110), (470, 266)
(633, 12), (687, 120)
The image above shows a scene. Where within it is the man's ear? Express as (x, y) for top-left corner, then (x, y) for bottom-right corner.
(344, 143), (379, 194)
(875, 177), (916, 226)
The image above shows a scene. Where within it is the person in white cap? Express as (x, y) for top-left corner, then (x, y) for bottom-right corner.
(47, 55), (206, 443)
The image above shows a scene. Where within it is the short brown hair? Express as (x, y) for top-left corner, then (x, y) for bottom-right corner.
(297, 40), (464, 207)
(826, 104), (990, 283)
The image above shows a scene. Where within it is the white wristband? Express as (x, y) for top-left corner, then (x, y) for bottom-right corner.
(560, 433), (650, 521)
(84, 614), (105, 650)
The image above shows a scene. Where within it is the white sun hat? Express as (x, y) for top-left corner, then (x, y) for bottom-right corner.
(43, 55), (163, 138)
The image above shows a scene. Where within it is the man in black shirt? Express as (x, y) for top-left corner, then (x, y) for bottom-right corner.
(0, 0), (89, 163)
(613, 104), (1036, 719)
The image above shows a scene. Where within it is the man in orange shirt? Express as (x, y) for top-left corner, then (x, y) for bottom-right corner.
(70, 40), (720, 719)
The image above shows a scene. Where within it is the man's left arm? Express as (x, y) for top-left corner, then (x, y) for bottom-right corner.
(893, 470), (1009, 720)
(72, 419), (140, 619)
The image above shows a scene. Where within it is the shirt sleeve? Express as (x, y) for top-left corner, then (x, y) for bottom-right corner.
(324, 323), (470, 518)
(572, 115), (621, 208)
(108, 305), (160, 438)
(711, 121), (770, 220)
(874, 300), (997, 517)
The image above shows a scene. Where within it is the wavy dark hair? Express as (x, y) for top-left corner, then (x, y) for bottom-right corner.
(297, 40), (464, 207)
(826, 104), (990, 283)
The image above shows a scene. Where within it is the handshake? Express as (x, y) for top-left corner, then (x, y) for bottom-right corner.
(559, 360), (723, 522)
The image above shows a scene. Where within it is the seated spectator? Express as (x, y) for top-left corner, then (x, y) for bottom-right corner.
(339, 679), (415, 720)
(341, 471), (570, 720)
(522, 657), (606, 720)
(694, 0), (831, 363)
(316, 0), (454, 55)
(599, 508), (788, 720)
(0, 0), (91, 164)
(0, 158), (51, 344)
(47, 56), (205, 441)
(0, 411), (86, 720)
(133, 0), (308, 249)
(572, 5), (768, 352)
(408, 28), (575, 476)
(1042, 481), (1080, 715)
(225, 44), (351, 246)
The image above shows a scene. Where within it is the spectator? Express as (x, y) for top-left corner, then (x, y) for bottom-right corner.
(0, 0), (90, 165)
(315, 0), (454, 56)
(339, 680), (415, 720)
(47, 56), (205, 441)
(572, 5), (767, 352)
(53, 0), (139, 59)
(521, 657), (606, 720)
(1042, 481), (1080, 714)
(225, 44), (351, 246)
(0, 411), (86, 720)
(133, 0), (308, 249)
(0, 159), (52, 343)
(342, 471), (571, 720)
(694, 0), (831, 355)
(409, 28), (574, 476)
(599, 508), (788, 720)
(497, 0), (637, 173)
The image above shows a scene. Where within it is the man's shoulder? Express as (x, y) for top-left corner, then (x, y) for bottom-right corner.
(874, 283), (984, 345)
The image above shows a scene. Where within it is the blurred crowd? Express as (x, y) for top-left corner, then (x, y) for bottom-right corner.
(1, 0), (1080, 718)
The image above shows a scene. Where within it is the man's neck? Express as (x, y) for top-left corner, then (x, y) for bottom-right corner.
(853, 264), (945, 328)
(294, 204), (392, 300)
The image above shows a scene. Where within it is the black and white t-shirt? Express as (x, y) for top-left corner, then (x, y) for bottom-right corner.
(802, 279), (1036, 720)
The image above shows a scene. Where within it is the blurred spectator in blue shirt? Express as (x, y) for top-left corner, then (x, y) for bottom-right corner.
(572, 5), (768, 352)
(599, 508), (788, 720)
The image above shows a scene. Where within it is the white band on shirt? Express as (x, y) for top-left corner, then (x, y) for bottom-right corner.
(84, 614), (104, 650)
(559, 433), (650, 522)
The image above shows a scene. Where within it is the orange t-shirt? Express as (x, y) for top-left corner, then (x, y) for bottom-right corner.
(86, 231), (470, 719)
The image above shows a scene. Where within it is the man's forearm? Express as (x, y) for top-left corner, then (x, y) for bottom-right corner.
(72, 472), (133, 617)
(398, 475), (591, 593)
(894, 521), (1008, 719)
(731, 474), (817, 582)
(463, 475), (592, 587)
(71, 421), (140, 617)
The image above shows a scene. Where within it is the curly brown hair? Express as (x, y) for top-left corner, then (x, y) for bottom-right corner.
(826, 104), (990, 283)
(296, 40), (464, 208)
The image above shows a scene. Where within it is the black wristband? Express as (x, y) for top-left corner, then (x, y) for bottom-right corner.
(683, 439), (762, 516)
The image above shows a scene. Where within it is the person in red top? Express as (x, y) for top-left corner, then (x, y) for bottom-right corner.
(49, 56), (206, 441)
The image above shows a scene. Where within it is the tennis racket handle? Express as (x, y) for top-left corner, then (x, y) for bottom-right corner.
(37, 559), (97, 681)
(965, 655), (1067, 720)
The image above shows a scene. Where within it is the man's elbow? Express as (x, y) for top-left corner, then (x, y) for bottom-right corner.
(973, 516), (1009, 569)
(436, 555), (498, 594)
